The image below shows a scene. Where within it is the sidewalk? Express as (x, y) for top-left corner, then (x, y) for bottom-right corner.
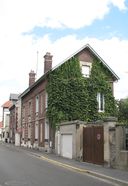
(19, 146), (128, 186)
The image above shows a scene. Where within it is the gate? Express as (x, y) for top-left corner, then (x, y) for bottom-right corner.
(83, 125), (104, 165)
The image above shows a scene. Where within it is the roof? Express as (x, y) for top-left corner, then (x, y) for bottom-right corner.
(53, 43), (119, 81)
(20, 44), (119, 98)
(1, 100), (13, 108)
(19, 71), (48, 98)
(10, 93), (19, 101)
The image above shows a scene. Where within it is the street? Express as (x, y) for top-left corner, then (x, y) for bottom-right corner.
(0, 143), (118, 186)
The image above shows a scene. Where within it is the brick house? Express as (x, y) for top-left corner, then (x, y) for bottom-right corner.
(20, 52), (52, 150)
(9, 101), (19, 144)
(2, 94), (19, 143)
(20, 44), (119, 151)
(0, 121), (3, 140)
(9, 104), (16, 143)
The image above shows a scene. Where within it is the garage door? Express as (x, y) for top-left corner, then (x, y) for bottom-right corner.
(61, 134), (72, 159)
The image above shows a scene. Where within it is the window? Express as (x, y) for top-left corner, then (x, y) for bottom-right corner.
(97, 93), (105, 112)
(22, 105), (25, 119)
(28, 124), (31, 140)
(82, 65), (90, 77)
(45, 119), (49, 140)
(45, 92), (48, 109)
(28, 101), (31, 116)
(36, 96), (39, 113)
(40, 124), (43, 143)
(22, 126), (25, 139)
(35, 123), (38, 140)
(40, 94), (44, 114)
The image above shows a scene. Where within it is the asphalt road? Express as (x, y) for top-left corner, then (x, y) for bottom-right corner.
(0, 143), (118, 186)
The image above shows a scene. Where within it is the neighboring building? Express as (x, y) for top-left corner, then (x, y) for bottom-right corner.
(1, 93), (19, 142)
(20, 53), (52, 150)
(0, 121), (3, 140)
(20, 44), (119, 151)
(1, 100), (13, 142)
(9, 104), (17, 143)
(9, 93), (19, 104)
(9, 99), (21, 146)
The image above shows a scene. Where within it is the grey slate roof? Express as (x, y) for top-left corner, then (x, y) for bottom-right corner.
(9, 93), (19, 101)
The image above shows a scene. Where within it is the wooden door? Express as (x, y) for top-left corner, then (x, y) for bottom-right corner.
(83, 126), (104, 165)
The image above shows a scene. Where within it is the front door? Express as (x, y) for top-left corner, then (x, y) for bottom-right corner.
(83, 126), (104, 165)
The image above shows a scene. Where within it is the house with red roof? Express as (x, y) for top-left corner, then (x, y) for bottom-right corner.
(1, 100), (13, 142)
(0, 121), (3, 140)
(1, 93), (19, 142)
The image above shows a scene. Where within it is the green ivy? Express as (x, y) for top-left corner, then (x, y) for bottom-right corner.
(46, 57), (117, 128)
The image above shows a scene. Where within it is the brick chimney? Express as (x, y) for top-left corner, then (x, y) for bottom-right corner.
(44, 52), (53, 73)
(29, 70), (36, 86)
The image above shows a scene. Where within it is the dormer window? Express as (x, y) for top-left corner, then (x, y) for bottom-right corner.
(80, 61), (91, 78)
(82, 65), (90, 77)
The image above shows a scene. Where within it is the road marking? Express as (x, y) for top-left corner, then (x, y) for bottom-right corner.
(25, 151), (128, 186)
(40, 155), (128, 186)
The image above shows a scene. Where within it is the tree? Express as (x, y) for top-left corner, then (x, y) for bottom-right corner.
(118, 98), (128, 124)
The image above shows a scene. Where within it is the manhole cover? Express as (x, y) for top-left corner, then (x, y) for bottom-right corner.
(4, 180), (28, 186)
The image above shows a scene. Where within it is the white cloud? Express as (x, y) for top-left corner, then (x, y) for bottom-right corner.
(0, 0), (127, 118)
(31, 35), (128, 100)
(111, 0), (127, 10)
(0, 0), (127, 32)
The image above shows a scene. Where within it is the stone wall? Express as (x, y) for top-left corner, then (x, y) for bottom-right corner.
(55, 118), (128, 170)
(115, 126), (128, 170)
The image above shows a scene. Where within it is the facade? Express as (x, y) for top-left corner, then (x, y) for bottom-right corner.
(9, 99), (21, 145)
(1, 93), (19, 143)
(20, 52), (52, 150)
(0, 121), (3, 140)
(20, 44), (119, 151)
(9, 104), (16, 143)
(1, 100), (13, 142)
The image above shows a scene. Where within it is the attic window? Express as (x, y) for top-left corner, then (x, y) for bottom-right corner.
(82, 65), (90, 77)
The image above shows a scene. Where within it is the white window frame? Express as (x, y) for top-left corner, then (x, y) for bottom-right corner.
(82, 65), (90, 77)
(45, 92), (48, 109)
(36, 95), (39, 113)
(35, 123), (38, 140)
(45, 119), (49, 140)
(80, 61), (91, 78)
(97, 93), (105, 112)
(22, 126), (25, 139)
(28, 124), (31, 139)
(40, 124), (43, 143)
(40, 94), (44, 114)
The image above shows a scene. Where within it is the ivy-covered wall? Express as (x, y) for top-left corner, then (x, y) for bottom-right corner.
(46, 57), (117, 128)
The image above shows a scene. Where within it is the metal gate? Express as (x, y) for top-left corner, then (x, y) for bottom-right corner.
(83, 126), (104, 165)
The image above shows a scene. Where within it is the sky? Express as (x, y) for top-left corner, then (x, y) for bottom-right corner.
(0, 0), (128, 119)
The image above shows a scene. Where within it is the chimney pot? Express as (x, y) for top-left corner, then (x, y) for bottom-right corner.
(44, 52), (53, 73)
(29, 70), (36, 86)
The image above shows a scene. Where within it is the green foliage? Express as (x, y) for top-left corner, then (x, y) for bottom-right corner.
(46, 57), (117, 128)
(118, 98), (128, 125)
